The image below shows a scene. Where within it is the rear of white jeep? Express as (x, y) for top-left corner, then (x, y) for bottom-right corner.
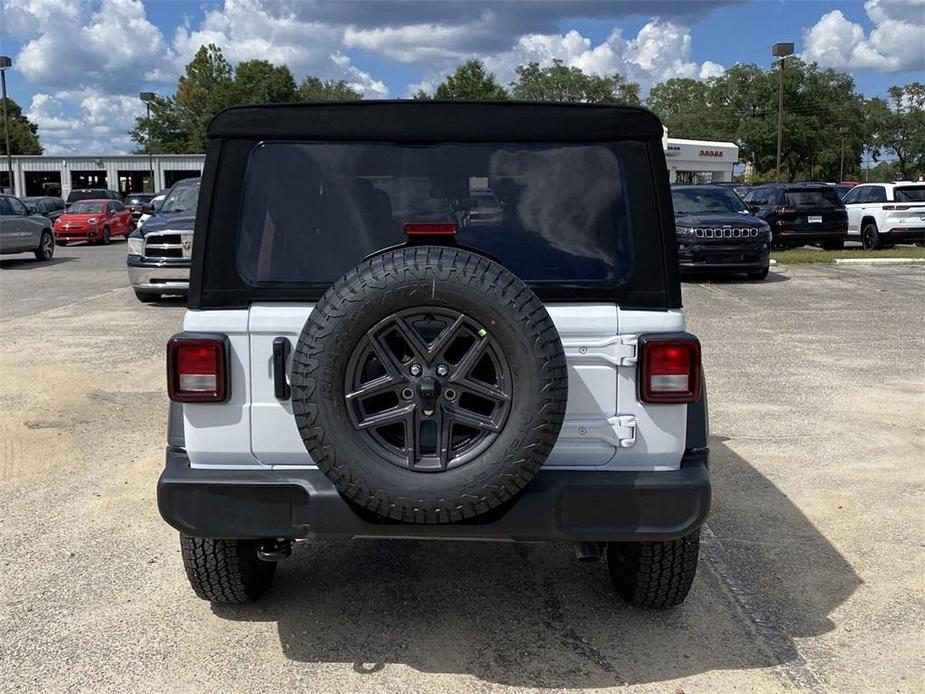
(158, 102), (710, 608)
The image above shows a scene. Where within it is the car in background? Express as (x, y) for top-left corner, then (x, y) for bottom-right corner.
(462, 190), (504, 226)
(123, 193), (156, 221)
(743, 183), (848, 249)
(0, 194), (55, 261)
(135, 191), (167, 228)
(842, 182), (925, 249)
(713, 182), (753, 200)
(21, 196), (66, 223)
(53, 199), (134, 245)
(66, 188), (121, 209)
(127, 178), (200, 302)
(672, 184), (771, 280)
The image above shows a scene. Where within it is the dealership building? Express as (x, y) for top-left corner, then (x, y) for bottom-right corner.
(1, 134), (739, 197)
(0, 154), (205, 198)
(663, 128), (740, 183)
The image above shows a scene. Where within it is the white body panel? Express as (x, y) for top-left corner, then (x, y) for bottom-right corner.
(183, 303), (688, 472)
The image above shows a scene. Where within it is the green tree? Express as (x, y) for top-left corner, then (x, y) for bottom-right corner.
(298, 77), (362, 101)
(511, 59), (639, 105)
(704, 59), (866, 181)
(0, 97), (43, 154)
(431, 60), (507, 100)
(129, 95), (187, 154)
(130, 44), (235, 153)
(647, 78), (724, 140)
(233, 60), (297, 103)
(866, 82), (925, 179)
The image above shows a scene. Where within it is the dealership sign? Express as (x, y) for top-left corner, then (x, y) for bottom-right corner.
(699, 149), (724, 158)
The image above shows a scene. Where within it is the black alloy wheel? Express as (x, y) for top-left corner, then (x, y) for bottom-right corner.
(345, 307), (512, 472)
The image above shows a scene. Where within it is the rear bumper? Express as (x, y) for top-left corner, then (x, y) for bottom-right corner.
(157, 449), (711, 542)
(883, 227), (925, 243)
(127, 255), (190, 291)
(775, 227), (846, 244)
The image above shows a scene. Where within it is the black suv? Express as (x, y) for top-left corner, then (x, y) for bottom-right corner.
(157, 102), (710, 609)
(743, 183), (848, 249)
(672, 185), (771, 280)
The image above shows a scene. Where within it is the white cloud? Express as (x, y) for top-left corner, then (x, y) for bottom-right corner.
(16, 0), (169, 92)
(474, 20), (724, 96)
(26, 91), (144, 154)
(171, 0), (390, 96)
(803, 0), (925, 72)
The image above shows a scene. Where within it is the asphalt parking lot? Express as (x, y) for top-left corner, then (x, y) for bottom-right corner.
(0, 244), (922, 693)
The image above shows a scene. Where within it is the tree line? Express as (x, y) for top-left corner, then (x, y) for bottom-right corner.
(4, 43), (923, 182)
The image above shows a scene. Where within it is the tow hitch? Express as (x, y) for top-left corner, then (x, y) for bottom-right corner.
(256, 538), (293, 562)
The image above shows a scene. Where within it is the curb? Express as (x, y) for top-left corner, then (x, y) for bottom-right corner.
(833, 258), (925, 265)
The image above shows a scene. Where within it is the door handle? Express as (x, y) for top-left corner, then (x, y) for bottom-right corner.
(272, 337), (291, 400)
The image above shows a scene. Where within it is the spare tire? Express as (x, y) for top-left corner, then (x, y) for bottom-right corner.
(291, 245), (568, 524)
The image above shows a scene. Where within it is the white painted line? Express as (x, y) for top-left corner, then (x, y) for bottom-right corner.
(834, 258), (925, 265)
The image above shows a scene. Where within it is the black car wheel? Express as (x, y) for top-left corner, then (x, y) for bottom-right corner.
(747, 266), (769, 281)
(34, 231), (54, 261)
(290, 245), (568, 524)
(100, 227), (111, 245)
(861, 222), (881, 250)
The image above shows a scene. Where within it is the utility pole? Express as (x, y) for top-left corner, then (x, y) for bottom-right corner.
(839, 126), (849, 181)
(139, 92), (156, 192)
(0, 56), (13, 195)
(772, 43), (794, 184)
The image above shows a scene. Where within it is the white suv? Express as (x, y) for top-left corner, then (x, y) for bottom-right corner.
(842, 182), (925, 249)
(157, 102), (710, 609)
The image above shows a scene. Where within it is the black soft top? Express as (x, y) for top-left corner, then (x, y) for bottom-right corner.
(208, 100), (665, 143)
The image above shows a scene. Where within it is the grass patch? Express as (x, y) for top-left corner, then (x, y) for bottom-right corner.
(773, 246), (925, 265)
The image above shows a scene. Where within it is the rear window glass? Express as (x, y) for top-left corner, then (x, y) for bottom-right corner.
(784, 188), (842, 207)
(237, 142), (632, 287)
(895, 186), (925, 202)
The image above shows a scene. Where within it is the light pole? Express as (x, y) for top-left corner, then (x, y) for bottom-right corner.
(839, 126), (850, 181)
(139, 92), (156, 192)
(0, 56), (14, 195)
(772, 42), (794, 183)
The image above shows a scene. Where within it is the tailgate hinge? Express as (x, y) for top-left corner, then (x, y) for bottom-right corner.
(560, 415), (637, 449)
(563, 334), (638, 367)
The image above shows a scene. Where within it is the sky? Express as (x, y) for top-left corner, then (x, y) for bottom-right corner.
(0, 0), (923, 154)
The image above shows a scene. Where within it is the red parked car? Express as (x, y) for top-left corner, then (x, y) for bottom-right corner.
(54, 199), (134, 245)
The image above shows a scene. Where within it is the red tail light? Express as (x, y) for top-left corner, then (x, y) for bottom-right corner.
(404, 223), (458, 236)
(167, 336), (228, 402)
(639, 337), (701, 403)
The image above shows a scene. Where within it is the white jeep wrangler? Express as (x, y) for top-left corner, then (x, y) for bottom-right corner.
(158, 102), (710, 608)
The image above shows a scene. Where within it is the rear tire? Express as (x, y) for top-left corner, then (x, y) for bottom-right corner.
(133, 289), (160, 303)
(179, 535), (277, 604)
(607, 529), (700, 608)
(861, 222), (881, 250)
(747, 266), (769, 281)
(34, 231), (54, 261)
